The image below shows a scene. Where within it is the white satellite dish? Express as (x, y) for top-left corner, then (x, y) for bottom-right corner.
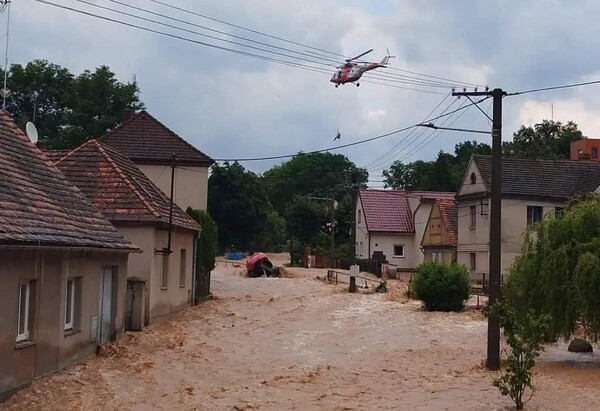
(25, 121), (38, 143)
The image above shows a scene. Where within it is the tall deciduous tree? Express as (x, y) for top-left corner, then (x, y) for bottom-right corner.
(503, 120), (583, 159)
(2, 60), (143, 148)
(208, 162), (271, 252)
(504, 196), (600, 340)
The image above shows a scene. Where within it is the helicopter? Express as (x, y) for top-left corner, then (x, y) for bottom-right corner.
(330, 49), (393, 87)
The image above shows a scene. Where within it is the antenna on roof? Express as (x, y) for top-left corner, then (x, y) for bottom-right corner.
(1, 1), (10, 110)
(25, 121), (38, 143)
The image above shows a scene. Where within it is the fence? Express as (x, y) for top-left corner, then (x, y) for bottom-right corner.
(326, 269), (386, 291)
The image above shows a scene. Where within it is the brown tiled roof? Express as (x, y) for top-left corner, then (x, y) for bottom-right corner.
(0, 110), (136, 250)
(41, 149), (70, 164)
(101, 111), (214, 166)
(437, 198), (457, 246)
(470, 155), (600, 199)
(359, 190), (414, 233)
(53, 140), (200, 232)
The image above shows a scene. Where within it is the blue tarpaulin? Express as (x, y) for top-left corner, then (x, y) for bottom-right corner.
(227, 252), (245, 260)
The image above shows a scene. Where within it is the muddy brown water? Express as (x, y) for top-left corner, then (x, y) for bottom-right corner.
(2, 265), (599, 410)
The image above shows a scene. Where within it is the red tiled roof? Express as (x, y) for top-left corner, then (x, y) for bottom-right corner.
(437, 198), (457, 246)
(54, 140), (200, 232)
(0, 110), (136, 250)
(359, 190), (413, 233)
(41, 149), (70, 164)
(408, 191), (456, 200)
(101, 111), (214, 166)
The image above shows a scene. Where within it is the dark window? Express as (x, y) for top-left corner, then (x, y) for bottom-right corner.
(179, 249), (187, 287)
(358, 209), (362, 224)
(470, 205), (477, 228)
(470, 172), (477, 184)
(527, 206), (543, 226)
(593, 147), (598, 159)
(393, 245), (405, 257)
(470, 253), (476, 271)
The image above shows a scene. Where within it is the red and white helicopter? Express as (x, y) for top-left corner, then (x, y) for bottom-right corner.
(330, 49), (393, 87)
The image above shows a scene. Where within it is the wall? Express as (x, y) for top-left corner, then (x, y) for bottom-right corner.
(570, 139), (600, 161)
(369, 233), (417, 269)
(150, 229), (195, 321)
(355, 201), (369, 258)
(0, 249), (128, 401)
(457, 196), (564, 278)
(412, 201), (433, 266)
(116, 225), (195, 323)
(137, 164), (209, 211)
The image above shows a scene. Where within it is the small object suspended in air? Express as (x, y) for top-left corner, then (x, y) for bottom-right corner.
(334, 130), (341, 141)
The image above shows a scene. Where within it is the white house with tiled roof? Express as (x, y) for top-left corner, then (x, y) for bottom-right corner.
(456, 155), (600, 279)
(102, 111), (215, 211)
(355, 189), (455, 274)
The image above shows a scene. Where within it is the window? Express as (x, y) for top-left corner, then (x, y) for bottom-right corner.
(161, 255), (169, 289)
(17, 282), (31, 342)
(431, 252), (443, 263)
(65, 279), (76, 330)
(393, 244), (405, 257)
(359, 242), (363, 256)
(470, 205), (477, 228)
(470, 253), (476, 271)
(527, 206), (543, 226)
(355, 242), (358, 256)
(358, 209), (362, 224)
(179, 249), (187, 287)
(470, 172), (477, 184)
(593, 147), (598, 159)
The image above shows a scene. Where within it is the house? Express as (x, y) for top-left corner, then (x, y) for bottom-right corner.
(0, 111), (137, 401)
(355, 189), (455, 273)
(570, 138), (600, 161)
(456, 154), (600, 279)
(51, 140), (201, 326)
(102, 110), (214, 211)
(421, 198), (458, 264)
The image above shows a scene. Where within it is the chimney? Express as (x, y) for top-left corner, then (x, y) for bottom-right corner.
(122, 109), (133, 123)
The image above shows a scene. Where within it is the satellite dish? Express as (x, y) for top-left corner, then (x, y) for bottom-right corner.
(25, 122), (38, 143)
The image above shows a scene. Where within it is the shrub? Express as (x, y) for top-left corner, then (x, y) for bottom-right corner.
(413, 262), (471, 311)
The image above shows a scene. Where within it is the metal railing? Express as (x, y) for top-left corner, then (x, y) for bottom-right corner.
(326, 269), (386, 290)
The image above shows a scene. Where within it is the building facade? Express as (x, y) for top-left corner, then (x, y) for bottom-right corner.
(570, 138), (600, 161)
(356, 190), (455, 273)
(102, 111), (214, 211)
(53, 140), (200, 326)
(456, 155), (600, 279)
(0, 111), (136, 401)
(421, 198), (458, 264)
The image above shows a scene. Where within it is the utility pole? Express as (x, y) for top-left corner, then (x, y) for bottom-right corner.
(452, 88), (506, 371)
(349, 185), (357, 293)
(327, 189), (335, 268)
(166, 154), (177, 254)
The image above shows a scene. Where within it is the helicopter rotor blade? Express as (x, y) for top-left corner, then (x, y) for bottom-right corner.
(345, 48), (373, 62)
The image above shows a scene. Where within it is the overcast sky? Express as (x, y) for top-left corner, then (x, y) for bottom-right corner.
(9, 0), (600, 185)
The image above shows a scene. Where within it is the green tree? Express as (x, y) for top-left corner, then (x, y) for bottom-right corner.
(503, 120), (583, 159)
(285, 195), (327, 245)
(504, 195), (600, 340)
(2, 60), (143, 148)
(255, 209), (287, 252)
(186, 208), (217, 300)
(208, 162), (271, 252)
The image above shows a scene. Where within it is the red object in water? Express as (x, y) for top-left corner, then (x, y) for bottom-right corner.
(246, 252), (268, 271)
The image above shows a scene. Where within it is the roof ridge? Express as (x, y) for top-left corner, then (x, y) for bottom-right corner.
(94, 140), (162, 218)
(99, 109), (143, 141)
(53, 140), (96, 165)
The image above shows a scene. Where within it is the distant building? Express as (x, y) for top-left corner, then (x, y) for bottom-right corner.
(421, 198), (458, 264)
(52, 140), (201, 326)
(456, 155), (600, 279)
(571, 138), (600, 161)
(355, 189), (455, 274)
(0, 111), (137, 401)
(102, 111), (215, 211)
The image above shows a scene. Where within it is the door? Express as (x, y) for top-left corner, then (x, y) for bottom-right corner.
(125, 281), (134, 331)
(99, 267), (113, 343)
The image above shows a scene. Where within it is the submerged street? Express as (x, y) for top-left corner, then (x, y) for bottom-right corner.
(3, 262), (599, 410)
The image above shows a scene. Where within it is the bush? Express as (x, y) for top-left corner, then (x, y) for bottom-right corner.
(413, 262), (471, 311)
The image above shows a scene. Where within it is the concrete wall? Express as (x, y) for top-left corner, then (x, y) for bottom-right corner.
(0, 249), (128, 401)
(137, 164), (209, 211)
(116, 225), (195, 323)
(369, 233), (418, 269)
(355, 201), (369, 258)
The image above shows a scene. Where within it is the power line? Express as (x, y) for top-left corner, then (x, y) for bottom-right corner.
(508, 79), (600, 96)
(32, 0), (449, 95)
(141, 0), (482, 88)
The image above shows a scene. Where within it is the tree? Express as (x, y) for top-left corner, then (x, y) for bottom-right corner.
(383, 141), (491, 191)
(208, 162), (271, 252)
(2, 60), (143, 149)
(504, 195), (600, 341)
(186, 208), (217, 301)
(412, 262), (471, 312)
(503, 120), (583, 159)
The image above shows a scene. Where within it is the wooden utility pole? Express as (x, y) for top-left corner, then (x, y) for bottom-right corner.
(452, 88), (505, 371)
